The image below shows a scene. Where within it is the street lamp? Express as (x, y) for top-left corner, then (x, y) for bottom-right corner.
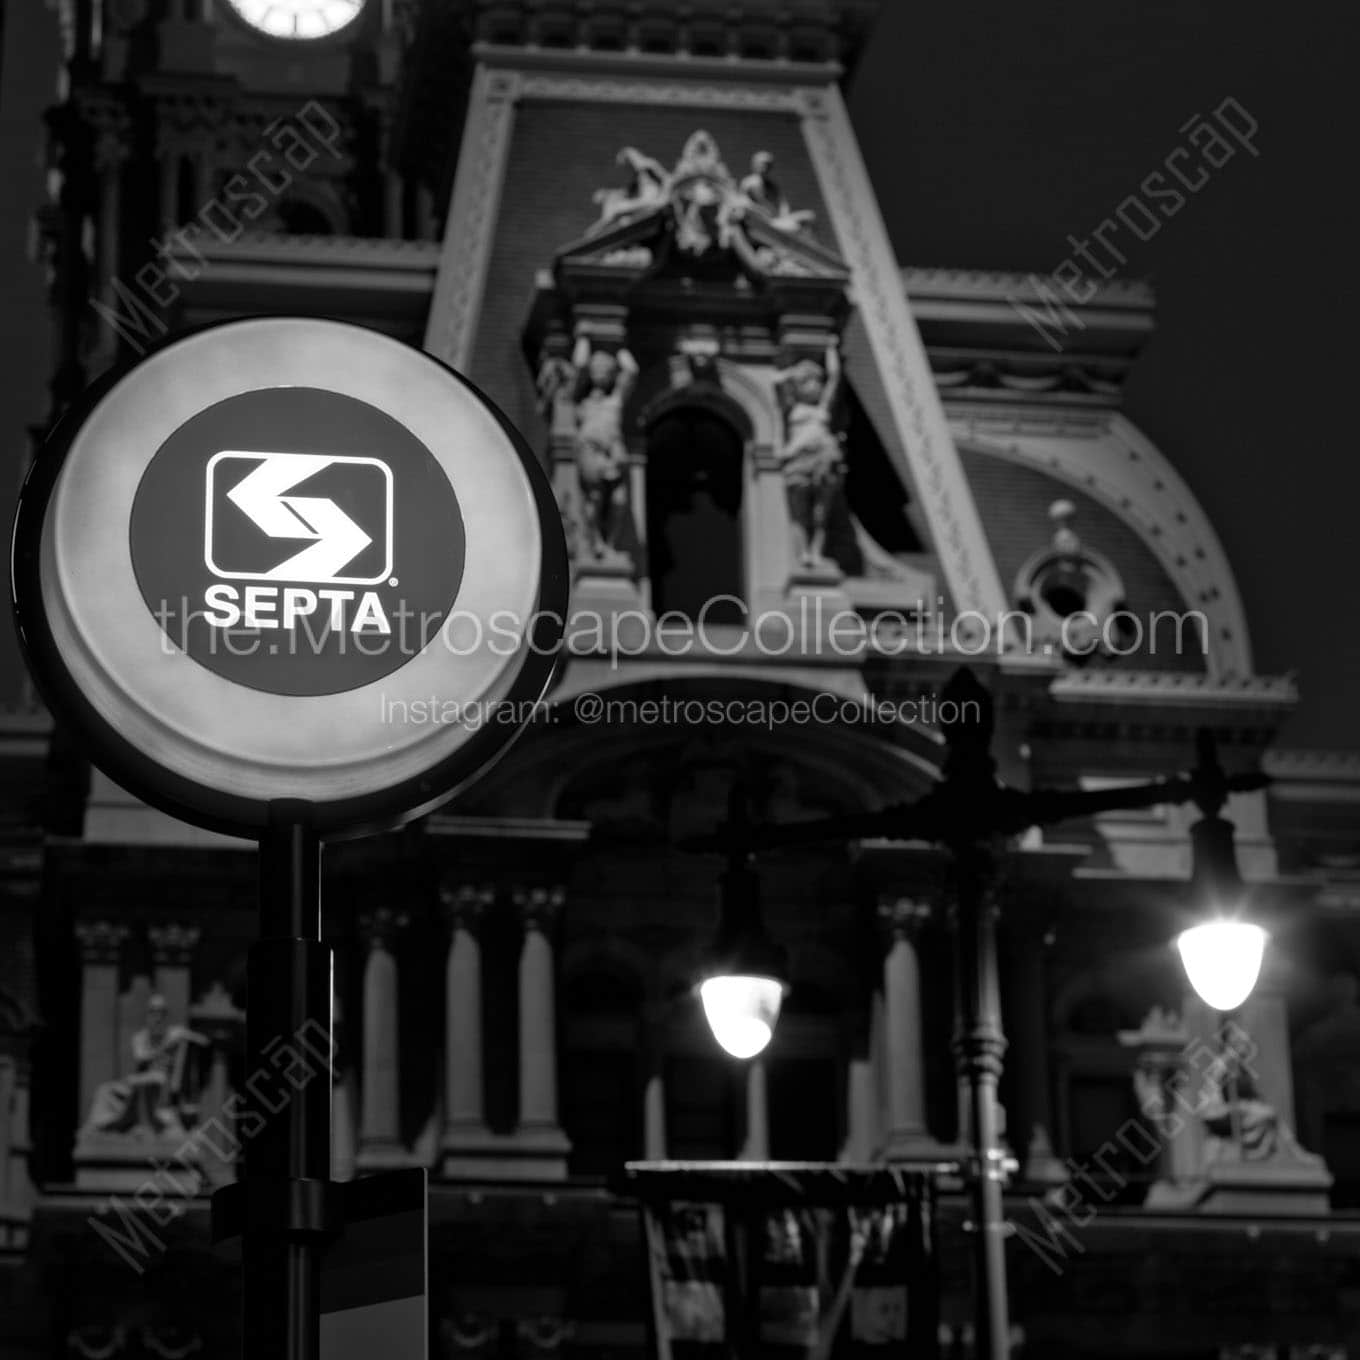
(1176, 731), (1269, 1011)
(1177, 921), (1266, 1012)
(685, 668), (1271, 1360)
(697, 787), (790, 1059)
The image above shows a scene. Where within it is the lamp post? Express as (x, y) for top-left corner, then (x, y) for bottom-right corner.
(686, 668), (1270, 1360)
(695, 787), (790, 1060)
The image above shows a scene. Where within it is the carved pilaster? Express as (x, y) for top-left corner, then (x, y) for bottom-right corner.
(357, 908), (408, 1168)
(74, 921), (129, 965)
(876, 898), (941, 1161)
(440, 883), (494, 1165)
(148, 923), (200, 1025)
(74, 922), (128, 1128)
(510, 886), (570, 1177)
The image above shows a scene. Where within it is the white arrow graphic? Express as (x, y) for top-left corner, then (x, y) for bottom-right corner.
(219, 452), (376, 582)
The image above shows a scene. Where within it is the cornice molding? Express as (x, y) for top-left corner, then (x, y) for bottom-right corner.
(461, 0), (883, 72)
(168, 231), (441, 266)
(903, 267), (1154, 310)
(476, 42), (843, 86)
(904, 267), (1155, 408)
(1265, 749), (1360, 779)
(516, 70), (806, 110)
(1048, 670), (1296, 709)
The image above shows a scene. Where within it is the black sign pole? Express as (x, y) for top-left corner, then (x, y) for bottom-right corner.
(237, 800), (336, 1360)
(12, 316), (569, 1360)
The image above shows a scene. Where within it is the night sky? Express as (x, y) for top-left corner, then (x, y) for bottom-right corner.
(0, 2), (1351, 747)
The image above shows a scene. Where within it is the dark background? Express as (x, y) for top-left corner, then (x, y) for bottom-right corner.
(0, 0), (1352, 746)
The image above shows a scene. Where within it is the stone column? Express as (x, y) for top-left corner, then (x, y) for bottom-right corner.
(357, 909), (406, 1168)
(331, 983), (357, 1183)
(740, 1059), (770, 1162)
(840, 1011), (879, 1163)
(74, 922), (129, 1126)
(877, 898), (938, 1160)
(512, 887), (570, 1177)
(148, 923), (200, 1023)
(642, 1002), (667, 1161)
(1002, 917), (1066, 1187)
(440, 883), (493, 1168)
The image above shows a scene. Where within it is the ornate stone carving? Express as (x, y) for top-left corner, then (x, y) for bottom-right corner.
(147, 923), (201, 967)
(1194, 1026), (1322, 1172)
(358, 907), (409, 947)
(580, 130), (823, 276)
(81, 993), (209, 1139)
(439, 882), (494, 932)
(1013, 499), (1133, 662)
(955, 408), (1253, 678)
(589, 146), (671, 235)
(739, 151), (815, 234)
(540, 337), (639, 563)
(877, 897), (931, 944)
(774, 341), (844, 568)
(514, 885), (566, 933)
(74, 921), (129, 964)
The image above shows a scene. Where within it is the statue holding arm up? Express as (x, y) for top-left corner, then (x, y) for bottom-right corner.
(774, 342), (844, 568)
(572, 336), (638, 560)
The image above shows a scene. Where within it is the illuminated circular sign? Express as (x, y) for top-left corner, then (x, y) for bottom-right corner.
(13, 318), (567, 836)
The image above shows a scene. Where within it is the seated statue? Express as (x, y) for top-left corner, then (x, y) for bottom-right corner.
(1198, 1025), (1310, 1165)
(84, 993), (209, 1139)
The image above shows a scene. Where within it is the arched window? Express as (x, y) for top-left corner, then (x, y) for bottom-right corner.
(644, 405), (745, 623)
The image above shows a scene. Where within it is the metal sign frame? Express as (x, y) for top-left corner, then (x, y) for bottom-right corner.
(11, 317), (568, 838)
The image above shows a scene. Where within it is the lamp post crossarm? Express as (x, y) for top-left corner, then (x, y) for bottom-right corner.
(1015, 768), (1270, 832)
(682, 767), (1269, 858)
(679, 800), (945, 856)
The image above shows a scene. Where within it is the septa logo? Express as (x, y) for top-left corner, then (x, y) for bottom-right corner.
(131, 386), (465, 697)
(205, 451), (393, 585)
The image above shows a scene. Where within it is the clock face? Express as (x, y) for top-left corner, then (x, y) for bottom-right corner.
(225, 0), (365, 40)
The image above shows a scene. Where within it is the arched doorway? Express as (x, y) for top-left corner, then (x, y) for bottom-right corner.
(644, 405), (745, 623)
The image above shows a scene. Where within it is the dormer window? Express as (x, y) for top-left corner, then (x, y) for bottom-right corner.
(1015, 500), (1135, 661)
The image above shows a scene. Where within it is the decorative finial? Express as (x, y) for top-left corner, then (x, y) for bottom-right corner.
(1049, 499), (1080, 556)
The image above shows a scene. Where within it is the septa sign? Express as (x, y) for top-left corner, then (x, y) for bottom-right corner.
(130, 387), (465, 697)
(12, 317), (566, 834)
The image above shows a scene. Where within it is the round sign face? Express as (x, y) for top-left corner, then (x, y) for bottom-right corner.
(13, 319), (567, 836)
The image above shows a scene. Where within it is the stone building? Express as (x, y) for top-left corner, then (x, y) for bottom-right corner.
(1, 1), (1359, 1356)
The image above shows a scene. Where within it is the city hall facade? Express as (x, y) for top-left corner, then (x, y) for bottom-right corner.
(1, 2), (1358, 1357)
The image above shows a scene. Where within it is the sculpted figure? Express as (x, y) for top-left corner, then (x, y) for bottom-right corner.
(1198, 1025), (1312, 1166)
(739, 152), (815, 234)
(84, 994), (209, 1138)
(590, 147), (671, 233)
(571, 336), (638, 558)
(774, 343), (843, 567)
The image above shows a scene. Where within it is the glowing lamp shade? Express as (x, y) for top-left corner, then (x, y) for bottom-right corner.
(1176, 921), (1267, 1011)
(699, 975), (785, 1059)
